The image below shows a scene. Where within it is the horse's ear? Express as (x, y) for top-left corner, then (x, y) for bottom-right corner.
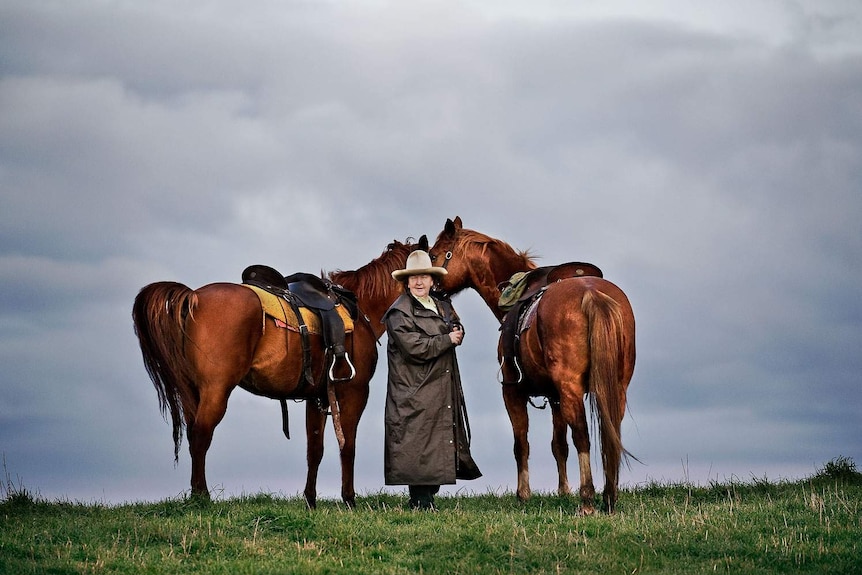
(418, 235), (429, 251)
(444, 217), (462, 235)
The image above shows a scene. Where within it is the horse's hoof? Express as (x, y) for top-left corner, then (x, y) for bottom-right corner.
(187, 491), (212, 507)
(580, 505), (596, 516)
(189, 487), (211, 499)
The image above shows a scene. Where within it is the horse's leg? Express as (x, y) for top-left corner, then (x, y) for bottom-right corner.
(549, 403), (571, 496)
(559, 381), (595, 515)
(333, 381), (369, 509)
(502, 384), (531, 501)
(183, 284), (261, 500)
(303, 400), (326, 509)
(187, 387), (232, 499)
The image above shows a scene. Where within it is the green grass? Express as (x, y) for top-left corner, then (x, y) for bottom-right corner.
(2, 458), (860, 574)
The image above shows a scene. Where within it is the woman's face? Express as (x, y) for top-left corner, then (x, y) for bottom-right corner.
(407, 274), (434, 299)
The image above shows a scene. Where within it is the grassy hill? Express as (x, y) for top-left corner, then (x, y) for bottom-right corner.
(2, 457), (860, 574)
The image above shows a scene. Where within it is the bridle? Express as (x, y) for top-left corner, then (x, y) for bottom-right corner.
(437, 249), (453, 270)
(431, 249), (453, 300)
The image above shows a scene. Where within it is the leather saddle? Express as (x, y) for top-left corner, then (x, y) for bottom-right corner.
(498, 262), (603, 384)
(242, 265), (357, 385)
(285, 272), (358, 319)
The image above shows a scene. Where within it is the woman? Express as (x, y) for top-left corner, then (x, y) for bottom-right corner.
(383, 249), (482, 510)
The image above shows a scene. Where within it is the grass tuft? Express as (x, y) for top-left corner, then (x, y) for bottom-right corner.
(811, 456), (862, 484)
(1, 456), (39, 507)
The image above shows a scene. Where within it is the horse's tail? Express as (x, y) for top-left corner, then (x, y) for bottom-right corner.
(581, 288), (635, 490)
(132, 281), (199, 463)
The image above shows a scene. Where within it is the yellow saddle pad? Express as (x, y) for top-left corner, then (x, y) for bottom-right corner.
(243, 284), (354, 334)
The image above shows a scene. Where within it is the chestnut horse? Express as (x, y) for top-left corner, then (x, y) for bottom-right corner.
(429, 218), (635, 513)
(132, 237), (426, 507)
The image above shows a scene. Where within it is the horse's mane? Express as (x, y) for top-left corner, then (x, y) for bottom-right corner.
(328, 239), (416, 299)
(455, 228), (538, 270)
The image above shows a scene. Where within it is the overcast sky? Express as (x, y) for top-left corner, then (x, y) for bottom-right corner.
(2, 0), (860, 504)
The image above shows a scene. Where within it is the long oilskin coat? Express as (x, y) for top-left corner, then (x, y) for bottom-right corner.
(383, 292), (481, 486)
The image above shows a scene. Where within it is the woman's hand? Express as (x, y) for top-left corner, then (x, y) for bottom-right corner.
(449, 324), (464, 346)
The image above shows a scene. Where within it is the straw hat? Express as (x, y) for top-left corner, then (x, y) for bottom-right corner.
(391, 250), (448, 280)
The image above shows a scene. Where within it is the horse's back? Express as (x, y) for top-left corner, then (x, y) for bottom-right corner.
(189, 282), (263, 328)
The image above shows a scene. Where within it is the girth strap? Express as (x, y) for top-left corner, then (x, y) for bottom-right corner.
(499, 290), (544, 384)
(280, 399), (290, 439)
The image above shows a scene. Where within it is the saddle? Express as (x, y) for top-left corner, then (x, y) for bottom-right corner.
(498, 262), (603, 384)
(242, 265), (357, 386)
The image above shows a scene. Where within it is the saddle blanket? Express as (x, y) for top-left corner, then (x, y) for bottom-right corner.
(518, 291), (543, 334)
(242, 284), (354, 334)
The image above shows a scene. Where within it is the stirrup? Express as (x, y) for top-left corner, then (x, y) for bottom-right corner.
(329, 352), (356, 382)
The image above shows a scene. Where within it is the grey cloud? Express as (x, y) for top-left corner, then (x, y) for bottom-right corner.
(1, 0), (860, 503)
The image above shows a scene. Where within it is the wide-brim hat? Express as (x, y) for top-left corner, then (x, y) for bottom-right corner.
(391, 250), (448, 280)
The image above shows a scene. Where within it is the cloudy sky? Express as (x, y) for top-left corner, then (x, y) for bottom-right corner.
(2, 0), (860, 504)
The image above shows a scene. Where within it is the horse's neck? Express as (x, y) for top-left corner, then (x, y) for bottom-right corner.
(358, 289), (400, 339)
(471, 273), (507, 321)
(472, 252), (533, 321)
(330, 274), (398, 339)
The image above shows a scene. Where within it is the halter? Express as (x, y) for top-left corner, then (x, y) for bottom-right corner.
(438, 250), (453, 270)
(431, 250), (453, 300)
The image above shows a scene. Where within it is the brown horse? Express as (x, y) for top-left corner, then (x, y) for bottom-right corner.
(132, 237), (426, 507)
(429, 218), (635, 513)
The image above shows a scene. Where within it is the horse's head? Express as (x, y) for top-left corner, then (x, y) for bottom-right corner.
(430, 217), (538, 318)
(429, 217), (471, 295)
